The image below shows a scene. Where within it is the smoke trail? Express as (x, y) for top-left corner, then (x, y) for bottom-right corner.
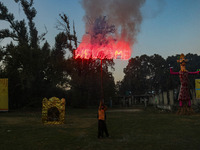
(81, 0), (146, 46)
(142, 0), (165, 19)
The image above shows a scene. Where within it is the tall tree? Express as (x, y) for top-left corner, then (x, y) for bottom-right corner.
(149, 54), (166, 93)
(120, 53), (200, 97)
(0, 0), (58, 108)
(56, 15), (115, 106)
(121, 55), (151, 95)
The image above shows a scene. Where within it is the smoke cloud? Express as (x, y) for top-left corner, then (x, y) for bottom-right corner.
(81, 0), (146, 46)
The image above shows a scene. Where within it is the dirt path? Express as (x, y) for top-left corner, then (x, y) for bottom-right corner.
(108, 108), (143, 112)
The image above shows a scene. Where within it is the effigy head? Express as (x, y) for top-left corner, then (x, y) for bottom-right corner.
(177, 53), (188, 67)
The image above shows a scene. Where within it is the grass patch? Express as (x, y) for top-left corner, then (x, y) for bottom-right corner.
(1, 107), (200, 150)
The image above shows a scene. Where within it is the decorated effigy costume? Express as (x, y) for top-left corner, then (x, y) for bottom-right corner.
(170, 54), (199, 114)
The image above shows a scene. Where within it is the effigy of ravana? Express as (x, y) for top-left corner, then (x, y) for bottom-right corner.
(170, 53), (199, 115)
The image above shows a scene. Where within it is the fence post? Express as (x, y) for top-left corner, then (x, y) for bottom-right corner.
(169, 90), (174, 106)
(163, 92), (168, 105)
(159, 93), (163, 105)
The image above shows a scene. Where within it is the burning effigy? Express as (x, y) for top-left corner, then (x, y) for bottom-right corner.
(42, 97), (65, 124)
(170, 54), (199, 115)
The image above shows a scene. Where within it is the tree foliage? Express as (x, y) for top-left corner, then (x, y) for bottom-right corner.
(0, 1), (67, 108)
(1, 1), (198, 109)
(0, 2), (116, 108)
(56, 14), (115, 106)
(119, 53), (200, 96)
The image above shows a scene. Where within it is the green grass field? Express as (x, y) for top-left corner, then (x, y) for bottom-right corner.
(1, 107), (200, 150)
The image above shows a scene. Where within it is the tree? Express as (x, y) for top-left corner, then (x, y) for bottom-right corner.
(121, 54), (168, 95)
(165, 54), (180, 91)
(0, 0), (66, 108)
(185, 53), (200, 90)
(56, 15), (116, 106)
(121, 55), (153, 95)
(120, 53), (200, 97)
(149, 54), (166, 93)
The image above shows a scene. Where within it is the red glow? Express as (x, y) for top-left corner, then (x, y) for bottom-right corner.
(74, 39), (131, 60)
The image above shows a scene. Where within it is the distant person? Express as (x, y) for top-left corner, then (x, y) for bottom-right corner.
(97, 100), (109, 138)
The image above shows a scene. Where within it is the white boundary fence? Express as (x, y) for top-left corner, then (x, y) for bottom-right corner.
(148, 90), (200, 111)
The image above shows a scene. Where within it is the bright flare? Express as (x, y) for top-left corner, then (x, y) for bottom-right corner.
(74, 40), (131, 60)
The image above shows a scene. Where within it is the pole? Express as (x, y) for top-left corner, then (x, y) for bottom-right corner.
(101, 59), (104, 102)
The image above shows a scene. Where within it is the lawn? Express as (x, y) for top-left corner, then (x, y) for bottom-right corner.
(1, 106), (200, 150)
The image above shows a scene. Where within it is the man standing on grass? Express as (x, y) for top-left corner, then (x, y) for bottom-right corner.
(98, 100), (109, 138)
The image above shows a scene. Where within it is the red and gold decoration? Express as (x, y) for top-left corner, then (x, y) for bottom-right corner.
(170, 53), (199, 115)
